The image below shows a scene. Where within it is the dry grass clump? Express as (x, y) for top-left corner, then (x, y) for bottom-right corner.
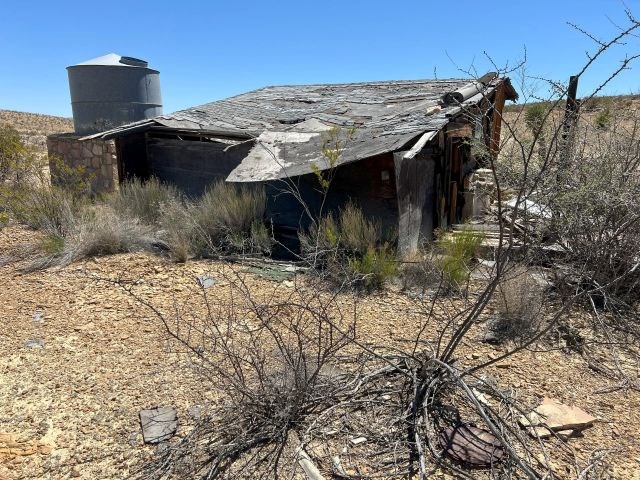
(7, 185), (79, 236)
(487, 266), (544, 342)
(3, 174), (272, 268)
(194, 182), (272, 256)
(28, 206), (160, 269)
(109, 176), (180, 225)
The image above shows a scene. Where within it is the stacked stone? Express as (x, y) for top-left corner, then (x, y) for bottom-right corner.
(46, 134), (118, 194)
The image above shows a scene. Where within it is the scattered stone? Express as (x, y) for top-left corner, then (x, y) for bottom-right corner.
(128, 432), (140, 446)
(24, 339), (44, 349)
(139, 407), (178, 444)
(187, 405), (202, 420)
(472, 388), (492, 407)
(196, 274), (217, 289)
(155, 442), (170, 455)
(32, 311), (44, 323)
(519, 397), (596, 439)
(349, 436), (367, 446)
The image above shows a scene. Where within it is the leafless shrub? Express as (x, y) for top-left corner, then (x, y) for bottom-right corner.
(127, 273), (356, 479)
(487, 265), (544, 342)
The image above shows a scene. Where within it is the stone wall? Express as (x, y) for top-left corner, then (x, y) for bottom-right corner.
(46, 134), (119, 194)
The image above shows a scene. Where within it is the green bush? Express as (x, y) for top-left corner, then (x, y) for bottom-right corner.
(40, 233), (65, 256)
(524, 103), (548, 134)
(48, 155), (93, 196)
(436, 227), (484, 291)
(0, 124), (42, 185)
(594, 108), (612, 129)
(300, 202), (397, 290)
(339, 202), (381, 254)
(109, 177), (179, 225)
(348, 246), (398, 291)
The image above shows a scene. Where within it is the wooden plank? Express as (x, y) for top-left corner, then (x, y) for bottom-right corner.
(395, 152), (436, 255)
(490, 82), (507, 156)
(403, 130), (438, 160)
(449, 181), (458, 223)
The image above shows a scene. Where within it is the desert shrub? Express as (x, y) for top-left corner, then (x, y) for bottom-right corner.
(436, 228), (484, 291)
(488, 266), (544, 342)
(109, 177), (179, 225)
(594, 107), (612, 129)
(58, 207), (159, 263)
(399, 249), (442, 292)
(300, 203), (397, 290)
(193, 181), (272, 255)
(40, 233), (65, 256)
(339, 202), (382, 254)
(7, 185), (80, 236)
(159, 199), (197, 262)
(48, 155), (92, 196)
(524, 103), (548, 134)
(348, 246), (398, 291)
(300, 202), (392, 259)
(0, 124), (43, 185)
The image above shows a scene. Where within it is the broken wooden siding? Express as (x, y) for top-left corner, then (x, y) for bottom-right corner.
(265, 153), (399, 251)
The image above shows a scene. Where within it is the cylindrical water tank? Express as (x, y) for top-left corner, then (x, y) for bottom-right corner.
(67, 53), (162, 134)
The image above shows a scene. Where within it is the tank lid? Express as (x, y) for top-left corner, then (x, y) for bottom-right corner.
(69, 53), (149, 68)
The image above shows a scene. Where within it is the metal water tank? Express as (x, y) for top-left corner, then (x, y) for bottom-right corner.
(67, 53), (162, 134)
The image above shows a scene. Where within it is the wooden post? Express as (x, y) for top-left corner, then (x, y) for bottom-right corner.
(562, 75), (579, 143)
(559, 75), (579, 181)
(489, 82), (507, 157)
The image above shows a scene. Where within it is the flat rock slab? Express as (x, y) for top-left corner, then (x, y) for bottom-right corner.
(439, 424), (505, 467)
(196, 274), (217, 289)
(520, 397), (596, 433)
(139, 407), (178, 444)
(24, 339), (45, 349)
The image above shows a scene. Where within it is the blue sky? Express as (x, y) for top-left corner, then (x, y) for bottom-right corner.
(1, 0), (638, 117)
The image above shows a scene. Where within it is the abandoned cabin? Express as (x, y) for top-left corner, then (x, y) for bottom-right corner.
(49, 57), (517, 254)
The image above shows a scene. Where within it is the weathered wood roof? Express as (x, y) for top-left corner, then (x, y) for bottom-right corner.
(86, 74), (516, 181)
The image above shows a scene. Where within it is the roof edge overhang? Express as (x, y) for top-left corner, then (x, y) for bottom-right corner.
(80, 121), (255, 141)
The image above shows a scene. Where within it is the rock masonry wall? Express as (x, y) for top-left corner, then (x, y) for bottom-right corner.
(46, 134), (119, 194)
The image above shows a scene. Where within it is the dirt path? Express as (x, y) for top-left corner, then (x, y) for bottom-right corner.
(1, 227), (638, 479)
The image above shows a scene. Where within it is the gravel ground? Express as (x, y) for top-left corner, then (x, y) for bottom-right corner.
(1, 226), (639, 479)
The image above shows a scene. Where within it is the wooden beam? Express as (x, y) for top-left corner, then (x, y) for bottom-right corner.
(403, 130), (438, 160)
(489, 82), (507, 157)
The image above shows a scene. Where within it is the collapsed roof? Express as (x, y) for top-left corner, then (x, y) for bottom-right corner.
(85, 73), (516, 182)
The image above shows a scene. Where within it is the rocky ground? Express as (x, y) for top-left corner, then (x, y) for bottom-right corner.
(0, 225), (639, 479)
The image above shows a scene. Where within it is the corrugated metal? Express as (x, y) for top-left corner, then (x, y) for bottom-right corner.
(68, 53), (162, 134)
